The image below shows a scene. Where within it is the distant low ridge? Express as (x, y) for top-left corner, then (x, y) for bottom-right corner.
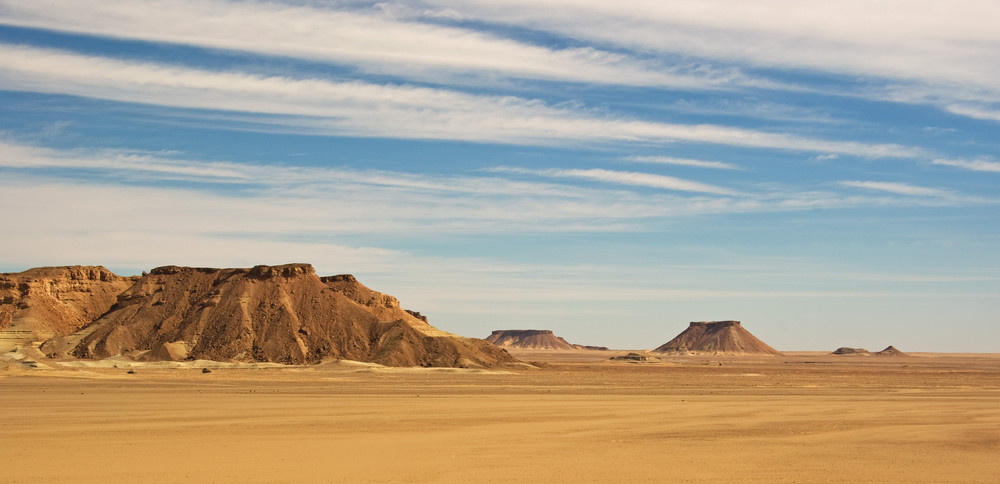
(832, 346), (909, 357)
(653, 321), (781, 355)
(486, 329), (607, 350)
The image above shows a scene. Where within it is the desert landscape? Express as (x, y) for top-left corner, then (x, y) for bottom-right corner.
(3, 351), (999, 483)
(4, 3), (999, 482)
(3, 265), (999, 483)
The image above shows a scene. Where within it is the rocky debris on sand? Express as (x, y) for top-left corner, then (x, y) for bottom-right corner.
(610, 352), (659, 362)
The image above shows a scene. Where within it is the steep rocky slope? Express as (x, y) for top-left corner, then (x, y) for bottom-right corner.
(68, 264), (514, 367)
(653, 321), (781, 355)
(0, 266), (137, 351)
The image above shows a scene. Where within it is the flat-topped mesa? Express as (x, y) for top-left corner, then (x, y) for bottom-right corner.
(485, 329), (582, 350)
(63, 264), (513, 368)
(654, 320), (781, 356)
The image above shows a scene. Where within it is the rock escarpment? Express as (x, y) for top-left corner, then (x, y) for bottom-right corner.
(653, 321), (781, 355)
(486, 329), (605, 350)
(486, 330), (574, 350)
(65, 264), (514, 367)
(0, 266), (137, 351)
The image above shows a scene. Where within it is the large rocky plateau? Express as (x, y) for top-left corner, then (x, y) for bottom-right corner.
(4, 264), (514, 367)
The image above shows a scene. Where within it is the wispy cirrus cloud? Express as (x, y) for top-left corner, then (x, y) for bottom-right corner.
(0, 0), (771, 90)
(839, 180), (950, 198)
(490, 166), (738, 195)
(0, 43), (923, 157)
(624, 155), (742, 170)
(933, 157), (1000, 173)
(408, 0), (1000, 121)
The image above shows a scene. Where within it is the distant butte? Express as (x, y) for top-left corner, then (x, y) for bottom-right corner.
(653, 320), (781, 356)
(485, 329), (607, 350)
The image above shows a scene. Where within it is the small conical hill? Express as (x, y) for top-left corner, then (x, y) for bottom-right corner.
(653, 321), (781, 355)
(874, 345), (909, 356)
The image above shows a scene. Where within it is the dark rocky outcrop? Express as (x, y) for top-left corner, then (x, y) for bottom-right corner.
(832, 345), (910, 357)
(610, 352), (658, 362)
(832, 347), (870, 355)
(874, 345), (909, 356)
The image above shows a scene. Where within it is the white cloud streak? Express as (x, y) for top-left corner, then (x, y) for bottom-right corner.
(489, 166), (738, 195)
(625, 155), (741, 170)
(4, 140), (987, 245)
(410, 0), (1000, 120)
(933, 158), (1000, 173)
(840, 180), (949, 198)
(0, 0), (768, 90)
(0, 43), (922, 157)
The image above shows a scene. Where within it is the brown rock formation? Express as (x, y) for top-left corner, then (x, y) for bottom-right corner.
(0, 266), (137, 350)
(874, 345), (909, 357)
(832, 346), (910, 357)
(485, 329), (593, 350)
(609, 352), (659, 362)
(69, 264), (514, 367)
(832, 347), (870, 355)
(653, 321), (781, 355)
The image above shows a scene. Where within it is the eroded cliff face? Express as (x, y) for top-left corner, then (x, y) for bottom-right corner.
(0, 266), (137, 350)
(69, 264), (515, 367)
(320, 274), (442, 335)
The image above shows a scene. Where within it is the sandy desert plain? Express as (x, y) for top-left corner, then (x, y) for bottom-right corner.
(3, 349), (999, 483)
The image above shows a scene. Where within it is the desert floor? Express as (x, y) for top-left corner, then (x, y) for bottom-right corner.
(2, 351), (999, 483)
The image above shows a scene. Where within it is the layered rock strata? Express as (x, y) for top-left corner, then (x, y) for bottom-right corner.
(64, 264), (513, 367)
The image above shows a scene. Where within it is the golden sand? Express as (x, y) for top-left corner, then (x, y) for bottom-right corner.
(3, 351), (998, 483)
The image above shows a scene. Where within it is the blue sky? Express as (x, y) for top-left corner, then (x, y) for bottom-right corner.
(1, 0), (998, 352)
